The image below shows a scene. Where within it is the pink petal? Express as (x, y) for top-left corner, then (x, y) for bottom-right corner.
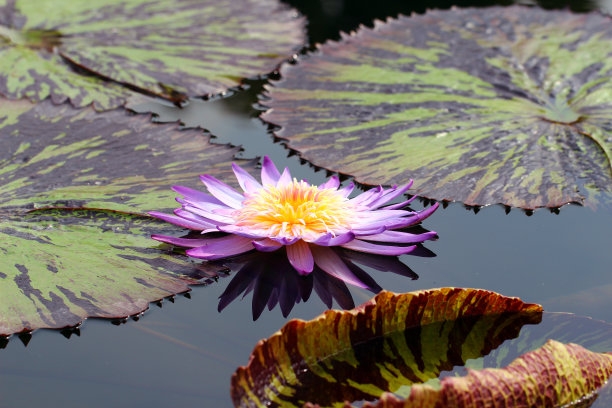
(232, 163), (262, 193)
(341, 239), (417, 256)
(277, 167), (292, 186)
(310, 246), (369, 289)
(286, 240), (314, 275)
(261, 155), (281, 186)
(199, 174), (244, 209)
(186, 235), (254, 259)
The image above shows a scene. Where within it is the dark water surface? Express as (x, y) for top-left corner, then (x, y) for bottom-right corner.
(1, 1), (612, 407)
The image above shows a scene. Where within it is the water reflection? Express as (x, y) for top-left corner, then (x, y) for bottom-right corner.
(217, 246), (430, 320)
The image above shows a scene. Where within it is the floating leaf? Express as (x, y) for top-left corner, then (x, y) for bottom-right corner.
(0, 210), (226, 336)
(359, 340), (612, 408)
(0, 99), (250, 335)
(0, 0), (305, 109)
(262, 6), (612, 209)
(230, 288), (543, 407)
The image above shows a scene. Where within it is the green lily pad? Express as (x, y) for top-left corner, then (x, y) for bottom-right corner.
(0, 99), (250, 335)
(262, 6), (612, 209)
(230, 288), (544, 407)
(0, 0), (305, 109)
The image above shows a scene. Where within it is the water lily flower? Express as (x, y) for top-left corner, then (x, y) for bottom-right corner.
(149, 156), (438, 290)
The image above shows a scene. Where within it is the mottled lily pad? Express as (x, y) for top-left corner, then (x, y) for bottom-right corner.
(0, 99), (251, 335)
(358, 340), (612, 408)
(262, 6), (612, 209)
(230, 288), (544, 407)
(0, 0), (305, 109)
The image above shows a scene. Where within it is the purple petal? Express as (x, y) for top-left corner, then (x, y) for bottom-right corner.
(351, 209), (414, 227)
(382, 196), (417, 210)
(383, 202), (440, 229)
(269, 236), (300, 245)
(359, 230), (437, 244)
(199, 174), (244, 209)
(252, 238), (283, 252)
(232, 163), (262, 193)
(186, 235), (254, 259)
(181, 204), (234, 224)
(351, 225), (387, 235)
(261, 155), (281, 186)
(319, 176), (340, 190)
(277, 167), (292, 186)
(286, 241), (314, 275)
(311, 232), (355, 246)
(151, 235), (212, 248)
(172, 185), (224, 206)
(368, 181), (414, 209)
(217, 224), (268, 239)
(148, 211), (214, 231)
(341, 240), (417, 256)
(180, 196), (229, 213)
(173, 208), (225, 228)
(338, 182), (355, 198)
(350, 186), (383, 205)
(310, 246), (369, 289)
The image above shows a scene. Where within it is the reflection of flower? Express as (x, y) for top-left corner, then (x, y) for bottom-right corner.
(215, 247), (428, 320)
(150, 156), (438, 290)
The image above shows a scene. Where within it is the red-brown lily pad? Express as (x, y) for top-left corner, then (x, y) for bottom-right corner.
(262, 6), (612, 209)
(0, 99), (252, 335)
(358, 340), (612, 408)
(0, 0), (305, 109)
(230, 288), (544, 407)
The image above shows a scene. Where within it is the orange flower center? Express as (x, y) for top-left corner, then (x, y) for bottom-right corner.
(233, 179), (355, 241)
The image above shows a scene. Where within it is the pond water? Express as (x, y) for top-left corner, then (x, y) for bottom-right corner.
(1, 1), (612, 407)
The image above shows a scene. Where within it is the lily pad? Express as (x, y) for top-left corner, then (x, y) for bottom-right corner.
(0, 99), (251, 335)
(262, 6), (612, 209)
(230, 288), (544, 407)
(358, 340), (612, 408)
(0, 0), (306, 109)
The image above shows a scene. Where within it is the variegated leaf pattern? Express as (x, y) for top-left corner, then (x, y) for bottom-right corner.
(358, 341), (612, 408)
(262, 6), (612, 209)
(230, 288), (543, 408)
(0, 0), (305, 109)
(0, 210), (226, 336)
(0, 100), (251, 335)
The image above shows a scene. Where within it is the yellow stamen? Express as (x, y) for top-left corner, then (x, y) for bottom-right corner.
(233, 179), (355, 241)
